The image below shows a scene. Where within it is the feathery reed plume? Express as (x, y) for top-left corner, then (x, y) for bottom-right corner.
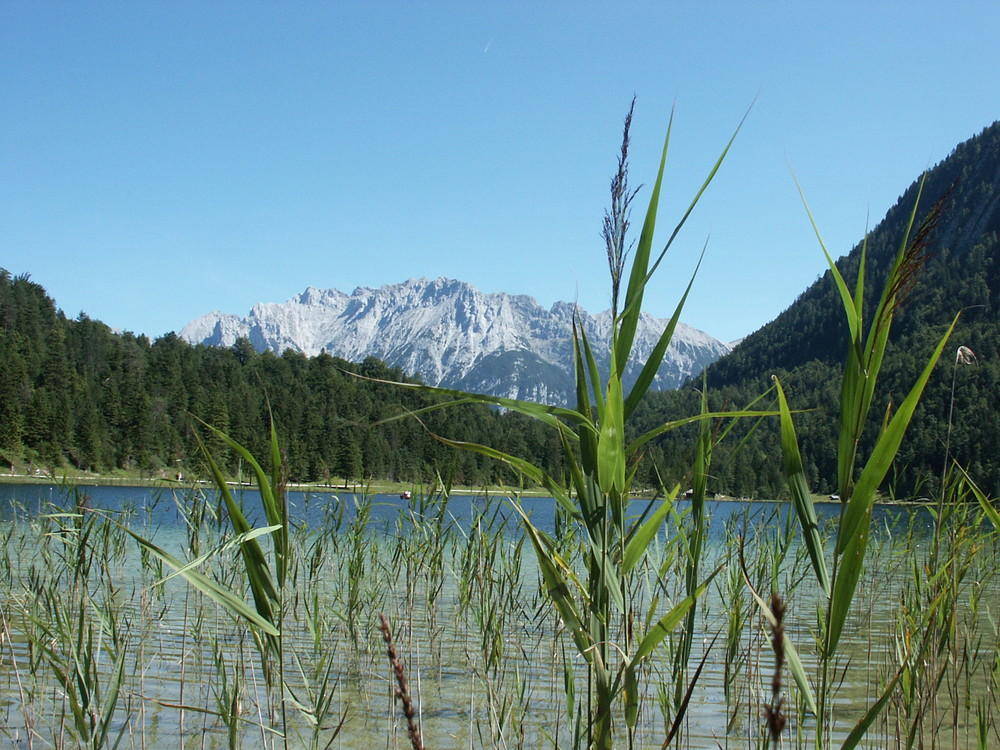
(955, 344), (977, 367)
(882, 181), (953, 318)
(604, 95), (641, 318)
(764, 592), (787, 744)
(379, 613), (425, 750)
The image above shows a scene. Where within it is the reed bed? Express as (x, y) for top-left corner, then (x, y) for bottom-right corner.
(0, 485), (997, 748)
(4, 106), (1000, 749)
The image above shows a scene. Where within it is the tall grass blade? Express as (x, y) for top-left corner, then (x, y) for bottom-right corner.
(198, 416), (289, 587)
(739, 548), (818, 716)
(632, 562), (723, 662)
(837, 311), (960, 552)
(597, 369), (626, 494)
(574, 315), (605, 424)
(794, 176), (861, 345)
(197, 435), (280, 636)
(153, 525), (282, 587)
(772, 375), (830, 597)
(118, 526), (279, 635)
(510, 502), (595, 666)
(431, 433), (580, 519)
(828, 304), (958, 655)
(359, 374), (586, 432)
(627, 407), (779, 456)
(957, 464), (1000, 530)
(623, 243), (705, 419)
(622, 485), (679, 575)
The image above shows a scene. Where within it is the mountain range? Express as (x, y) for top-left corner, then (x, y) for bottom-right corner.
(179, 277), (732, 404)
(7, 120), (1000, 497)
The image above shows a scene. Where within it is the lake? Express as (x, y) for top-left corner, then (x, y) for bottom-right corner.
(0, 482), (995, 748)
(0, 480), (936, 539)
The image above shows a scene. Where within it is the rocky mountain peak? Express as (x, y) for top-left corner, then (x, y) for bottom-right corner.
(180, 278), (731, 404)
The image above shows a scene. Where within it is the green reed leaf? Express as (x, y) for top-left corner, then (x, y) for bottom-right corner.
(957, 465), (1000, 530)
(623, 241), (704, 420)
(574, 314), (604, 425)
(95, 645), (127, 750)
(829, 313), (958, 653)
(587, 535), (626, 616)
(839, 668), (904, 750)
(739, 551), (818, 716)
(660, 632), (722, 749)
(795, 175), (860, 346)
(432, 432), (581, 520)
(508, 501), (597, 670)
(198, 435), (280, 628)
(838, 312), (959, 555)
(119, 525), (279, 636)
(863, 175), (926, 370)
(154, 525), (282, 587)
(622, 484), (679, 575)
(623, 663), (640, 728)
(773, 375), (830, 597)
(354, 371), (587, 434)
(633, 562), (722, 662)
(267, 412), (288, 587)
(597, 370), (626, 494)
(198, 416), (289, 590)
(627, 407), (779, 456)
(573, 318), (602, 484)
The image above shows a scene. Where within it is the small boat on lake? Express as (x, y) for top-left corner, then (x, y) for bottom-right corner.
(400, 490), (412, 500)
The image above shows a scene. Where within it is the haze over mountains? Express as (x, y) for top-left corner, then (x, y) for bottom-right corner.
(180, 277), (732, 404)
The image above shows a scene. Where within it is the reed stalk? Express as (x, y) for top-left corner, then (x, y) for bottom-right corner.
(2, 458), (998, 744)
(363, 102), (773, 749)
(379, 612), (425, 750)
(774, 179), (961, 748)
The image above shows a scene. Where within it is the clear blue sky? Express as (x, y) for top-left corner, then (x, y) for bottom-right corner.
(3, 3), (998, 344)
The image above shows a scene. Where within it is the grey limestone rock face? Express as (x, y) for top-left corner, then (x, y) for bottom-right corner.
(180, 277), (732, 404)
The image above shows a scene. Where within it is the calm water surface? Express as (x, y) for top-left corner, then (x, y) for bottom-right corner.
(0, 482), (990, 748)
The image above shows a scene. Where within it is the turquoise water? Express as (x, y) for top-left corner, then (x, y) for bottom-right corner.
(0, 481), (937, 540)
(0, 482), (990, 748)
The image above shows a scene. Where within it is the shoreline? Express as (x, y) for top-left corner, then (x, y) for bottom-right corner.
(0, 472), (540, 498)
(0, 472), (936, 505)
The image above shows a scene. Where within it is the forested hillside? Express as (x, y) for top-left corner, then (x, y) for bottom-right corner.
(0, 270), (565, 485)
(636, 121), (1000, 499)
(8, 121), (1000, 500)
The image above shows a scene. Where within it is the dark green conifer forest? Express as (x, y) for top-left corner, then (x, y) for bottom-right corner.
(636, 121), (1000, 500)
(0, 269), (564, 485)
(4, 121), (1000, 500)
